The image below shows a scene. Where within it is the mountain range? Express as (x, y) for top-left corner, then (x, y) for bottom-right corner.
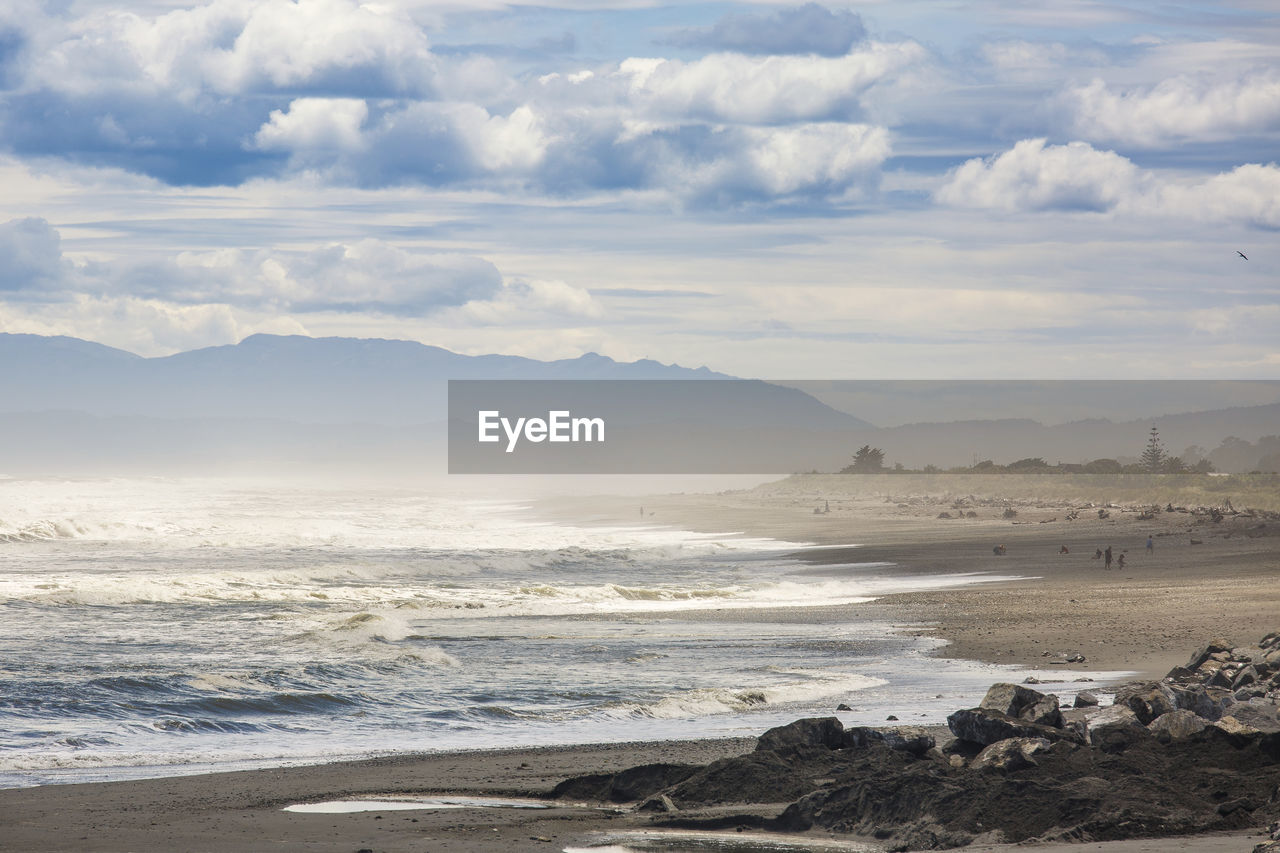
(0, 333), (1276, 474)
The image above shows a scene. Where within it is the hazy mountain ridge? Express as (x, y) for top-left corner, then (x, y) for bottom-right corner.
(0, 333), (736, 425)
(1, 333), (1275, 475)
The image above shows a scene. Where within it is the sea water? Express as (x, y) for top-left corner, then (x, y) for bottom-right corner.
(0, 477), (1082, 789)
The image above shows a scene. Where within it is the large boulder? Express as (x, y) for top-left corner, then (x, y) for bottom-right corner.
(1084, 704), (1151, 752)
(755, 717), (845, 753)
(843, 726), (935, 756)
(979, 683), (1063, 727)
(1167, 683), (1233, 721)
(1235, 666), (1261, 690)
(970, 737), (1051, 772)
(1073, 690), (1099, 708)
(1147, 710), (1208, 742)
(947, 707), (1080, 747)
(1187, 638), (1235, 670)
(1215, 703), (1280, 738)
(1115, 682), (1177, 724)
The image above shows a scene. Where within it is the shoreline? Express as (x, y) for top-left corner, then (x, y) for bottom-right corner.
(2, 477), (1277, 852)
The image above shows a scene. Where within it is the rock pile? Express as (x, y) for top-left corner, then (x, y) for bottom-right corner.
(553, 631), (1280, 851)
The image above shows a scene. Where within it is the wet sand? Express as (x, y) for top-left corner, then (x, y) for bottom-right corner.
(3, 477), (1278, 852)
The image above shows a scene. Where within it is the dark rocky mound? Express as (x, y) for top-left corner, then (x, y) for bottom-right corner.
(552, 631), (1280, 850)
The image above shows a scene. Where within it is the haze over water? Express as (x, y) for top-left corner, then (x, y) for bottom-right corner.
(3, 477), (1052, 788)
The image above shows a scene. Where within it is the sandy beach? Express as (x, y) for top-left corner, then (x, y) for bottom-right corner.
(3, 475), (1278, 852)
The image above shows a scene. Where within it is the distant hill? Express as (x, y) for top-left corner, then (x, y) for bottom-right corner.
(0, 333), (871, 474)
(0, 333), (736, 424)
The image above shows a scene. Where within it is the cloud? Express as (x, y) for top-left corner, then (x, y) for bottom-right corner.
(664, 3), (866, 57)
(26, 0), (437, 99)
(0, 217), (68, 294)
(669, 123), (890, 204)
(935, 138), (1280, 228)
(614, 41), (925, 124)
(253, 98), (369, 153)
(0, 218), (504, 316)
(255, 100), (550, 184)
(934, 138), (1141, 212)
(1064, 72), (1280, 146)
(153, 240), (504, 314)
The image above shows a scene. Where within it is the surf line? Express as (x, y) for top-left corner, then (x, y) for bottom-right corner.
(478, 410), (605, 453)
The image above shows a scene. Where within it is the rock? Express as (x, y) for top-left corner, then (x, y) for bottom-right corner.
(1073, 690), (1099, 708)
(1218, 703), (1280, 736)
(1261, 631), (1280, 650)
(886, 715), (898, 721)
(1084, 704), (1151, 752)
(1233, 647), (1265, 664)
(1235, 665), (1261, 690)
(843, 726), (935, 756)
(1187, 638), (1235, 670)
(1252, 842), (1280, 853)
(948, 753), (966, 769)
(947, 707), (1080, 747)
(550, 762), (700, 803)
(1164, 665), (1196, 681)
(971, 737), (1051, 772)
(1210, 668), (1239, 689)
(755, 717), (845, 753)
(1066, 653), (1086, 663)
(1147, 710), (1208, 742)
(836, 703), (852, 711)
(979, 683), (1063, 726)
(1167, 683), (1233, 721)
(1115, 682), (1178, 724)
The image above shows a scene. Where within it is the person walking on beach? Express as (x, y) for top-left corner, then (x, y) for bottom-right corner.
(1104, 546), (1112, 570)
(1146, 535), (1154, 554)
(1117, 553), (1126, 570)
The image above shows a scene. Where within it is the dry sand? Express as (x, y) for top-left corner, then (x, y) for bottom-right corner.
(3, 476), (1278, 852)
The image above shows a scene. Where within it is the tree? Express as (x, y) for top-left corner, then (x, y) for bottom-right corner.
(841, 445), (885, 473)
(1140, 425), (1166, 473)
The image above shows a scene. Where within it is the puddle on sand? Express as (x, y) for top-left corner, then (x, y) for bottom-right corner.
(283, 795), (551, 813)
(564, 829), (879, 852)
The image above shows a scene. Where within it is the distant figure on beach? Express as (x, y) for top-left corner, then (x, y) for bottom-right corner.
(993, 544), (1007, 555)
(1117, 553), (1126, 569)
(1060, 545), (1069, 554)
(1092, 548), (1102, 559)
(640, 506), (644, 517)
(825, 500), (830, 513)
(1104, 546), (1113, 569)
(1146, 535), (1154, 554)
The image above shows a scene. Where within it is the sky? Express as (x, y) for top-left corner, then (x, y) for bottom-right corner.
(0, 0), (1277, 378)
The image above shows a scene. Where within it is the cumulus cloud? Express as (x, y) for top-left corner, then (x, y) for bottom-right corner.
(935, 138), (1141, 212)
(28, 0), (437, 99)
(253, 97), (369, 153)
(669, 123), (890, 203)
(935, 138), (1280, 228)
(255, 100), (550, 183)
(614, 42), (925, 124)
(664, 3), (866, 57)
(1064, 72), (1280, 146)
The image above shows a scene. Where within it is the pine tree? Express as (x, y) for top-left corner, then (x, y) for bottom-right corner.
(1140, 425), (1166, 473)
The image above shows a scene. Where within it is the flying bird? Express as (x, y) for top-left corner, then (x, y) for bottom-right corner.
(1237, 251), (1248, 260)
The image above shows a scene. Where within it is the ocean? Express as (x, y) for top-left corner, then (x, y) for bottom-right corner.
(0, 477), (1088, 789)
